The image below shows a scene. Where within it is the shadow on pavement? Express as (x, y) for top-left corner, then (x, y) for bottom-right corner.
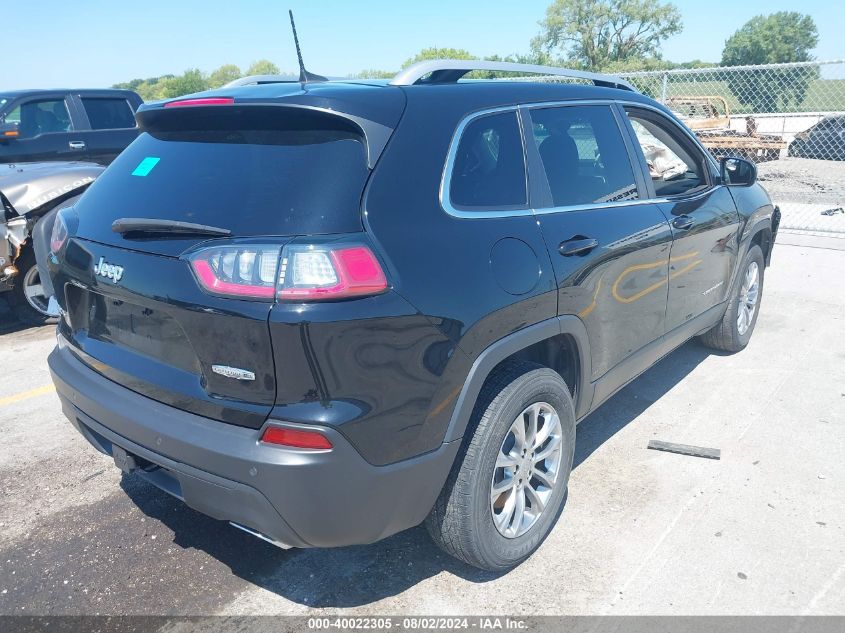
(118, 340), (714, 609)
(573, 340), (715, 468)
(121, 476), (498, 610)
(0, 296), (24, 334)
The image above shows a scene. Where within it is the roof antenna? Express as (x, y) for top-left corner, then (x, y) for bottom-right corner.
(289, 10), (327, 83)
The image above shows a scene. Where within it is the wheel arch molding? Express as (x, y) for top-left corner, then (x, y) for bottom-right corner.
(443, 316), (593, 444)
(744, 216), (776, 268)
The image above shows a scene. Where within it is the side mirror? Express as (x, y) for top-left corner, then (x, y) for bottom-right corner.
(720, 156), (757, 186)
(0, 121), (19, 140)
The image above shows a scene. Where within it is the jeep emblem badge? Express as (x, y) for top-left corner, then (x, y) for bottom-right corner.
(93, 256), (124, 283)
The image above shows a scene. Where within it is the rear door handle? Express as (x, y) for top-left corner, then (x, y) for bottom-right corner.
(672, 215), (694, 230)
(69, 141), (86, 150)
(559, 236), (599, 256)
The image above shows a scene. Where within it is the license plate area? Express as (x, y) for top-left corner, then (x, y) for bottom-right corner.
(64, 285), (200, 374)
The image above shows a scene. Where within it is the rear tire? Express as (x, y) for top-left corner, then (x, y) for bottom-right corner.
(699, 245), (765, 353)
(425, 361), (575, 571)
(10, 249), (58, 327)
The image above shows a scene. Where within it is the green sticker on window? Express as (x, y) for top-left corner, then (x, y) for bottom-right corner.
(131, 156), (160, 177)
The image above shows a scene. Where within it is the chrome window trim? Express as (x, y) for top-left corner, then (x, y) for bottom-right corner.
(440, 98), (722, 220)
(439, 105), (534, 219)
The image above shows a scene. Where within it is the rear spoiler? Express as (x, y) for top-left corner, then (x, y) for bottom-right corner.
(136, 101), (392, 170)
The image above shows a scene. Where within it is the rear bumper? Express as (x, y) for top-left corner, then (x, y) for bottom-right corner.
(49, 338), (460, 548)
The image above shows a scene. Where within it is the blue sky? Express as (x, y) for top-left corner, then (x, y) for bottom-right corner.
(4, 0), (843, 89)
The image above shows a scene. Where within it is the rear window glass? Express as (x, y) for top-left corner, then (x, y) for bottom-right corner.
(75, 128), (369, 242)
(449, 111), (527, 210)
(81, 98), (136, 130)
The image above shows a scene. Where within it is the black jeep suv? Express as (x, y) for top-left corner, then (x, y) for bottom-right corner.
(47, 61), (779, 571)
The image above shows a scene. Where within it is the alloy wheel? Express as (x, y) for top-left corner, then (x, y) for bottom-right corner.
(736, 260), (760, 336)
(490, 402), (563, 538)
(21, 265), (57, 317)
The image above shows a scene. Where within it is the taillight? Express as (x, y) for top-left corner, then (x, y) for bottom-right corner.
(277, 244), (387, 301)
(188, 245), (281, 299)
(187, 240), (388, 302)
(164, 97), (234, 108)
(260, 426), (333, 450)
(49, 207), (78, 257)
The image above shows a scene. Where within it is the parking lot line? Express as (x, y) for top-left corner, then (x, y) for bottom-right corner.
(0, 384), (54, 407)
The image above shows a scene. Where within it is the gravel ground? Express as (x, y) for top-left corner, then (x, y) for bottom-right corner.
(758, 156), (845, 206)
(0, 234), (843, 620)
(757, 157), (845, 234)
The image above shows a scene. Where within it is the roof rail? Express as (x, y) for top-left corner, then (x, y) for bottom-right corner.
(390, 59), (636, 91)
(222, 74), (299, 88)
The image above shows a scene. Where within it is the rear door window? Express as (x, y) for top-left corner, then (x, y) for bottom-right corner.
(81, 98), (137, 130)
(449, 110), (527, 211)
(530, 105), (639, 208)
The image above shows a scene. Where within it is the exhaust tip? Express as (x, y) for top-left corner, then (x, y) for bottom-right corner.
(229, 522), (293, 550)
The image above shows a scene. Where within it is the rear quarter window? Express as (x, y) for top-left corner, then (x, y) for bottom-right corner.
(448, 110), (527, 211)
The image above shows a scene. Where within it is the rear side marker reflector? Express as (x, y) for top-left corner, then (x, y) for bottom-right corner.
(164, 97), (235, 108)
(261, 426), (333, 450)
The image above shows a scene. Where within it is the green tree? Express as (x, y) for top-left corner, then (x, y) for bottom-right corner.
(601, 57), (715, 73)
(132, 81), (159, 101)
(114, 75), (175, 101)
(402, 47), (476, 68)
(208, 64), (242, 88)
(532, 0), (682, 71)
(113, 78), (145, 91)
(463, 52), (557, 79)
(352, 48), (476, 80)
(486, 52), (555, 66)
(721, 12), (819, 113)
(246, 59), (281, 76)
(159, 69), (208, 98)
(351, 69), (396, 79)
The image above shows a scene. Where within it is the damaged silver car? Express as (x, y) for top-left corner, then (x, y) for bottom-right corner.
(1, 161), (103, 323)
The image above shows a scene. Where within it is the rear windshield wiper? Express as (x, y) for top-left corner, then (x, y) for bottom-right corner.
(112, 218), (232, 238)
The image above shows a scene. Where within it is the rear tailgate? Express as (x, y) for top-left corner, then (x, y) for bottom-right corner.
(53, 102), (386, 428)
(58, 238), (285, 427)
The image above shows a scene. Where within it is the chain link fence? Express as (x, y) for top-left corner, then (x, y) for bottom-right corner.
(619, 60), (845, 163)
(509, 60), (845, 235)
(618, 61), (845, 235)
